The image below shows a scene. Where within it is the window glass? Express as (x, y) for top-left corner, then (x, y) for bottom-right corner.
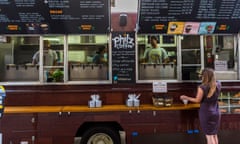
(68, 35), (109, 81)
(41, 36), (64, 82)
(203, 35), (238, 80)
(0, 36), (40, 82)
(181, 35), (201, 80)
(138, 34), (177, 80)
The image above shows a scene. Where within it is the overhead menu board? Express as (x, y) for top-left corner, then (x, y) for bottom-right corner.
(138, 0), (240, 34)
(0, 0), (109, 34)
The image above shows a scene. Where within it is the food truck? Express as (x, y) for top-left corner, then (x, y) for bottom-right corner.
(0, 0), (240, 144)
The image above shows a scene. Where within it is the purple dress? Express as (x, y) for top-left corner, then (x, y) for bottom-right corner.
(199, 81), (221, 135)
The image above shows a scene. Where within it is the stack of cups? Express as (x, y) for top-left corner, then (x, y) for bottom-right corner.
(126, 93), (141, 107)
(88, 94), (102, 108)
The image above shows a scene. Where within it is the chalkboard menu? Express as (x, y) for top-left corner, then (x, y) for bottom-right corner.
(0, 0), (109, 34)
(138, 0), (240, 34)
(112, 32), (136, 84)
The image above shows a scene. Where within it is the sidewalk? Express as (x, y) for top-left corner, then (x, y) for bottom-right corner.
(132, 130), (239, 144)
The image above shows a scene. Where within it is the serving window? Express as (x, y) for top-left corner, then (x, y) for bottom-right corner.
(0, 34), (239, 84)
(203, 35), (238, 80)
(180, 35), (239, 81)
(181, 35), (201, 80)
(137, 34), (177, 80)
(41, 36), (64, 83)
(0, 35), (110, 83)
(138, 34), (239, 81)
(0, 36), (40, 82)
(68, 35), (109, 81)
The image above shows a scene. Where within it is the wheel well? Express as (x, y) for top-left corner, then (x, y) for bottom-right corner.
(75, 121), (124, 137)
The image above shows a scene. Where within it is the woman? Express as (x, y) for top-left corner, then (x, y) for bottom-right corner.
(180, 68), (221, 144)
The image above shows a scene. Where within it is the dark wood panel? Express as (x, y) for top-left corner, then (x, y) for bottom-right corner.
(1, 82), (240, 144)
(3, 83), (197, 106)
(4, 82), (240, 106)
(1, 109), (240, 144)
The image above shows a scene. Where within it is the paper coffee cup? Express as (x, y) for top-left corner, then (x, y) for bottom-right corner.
(183, 99), (188, 105)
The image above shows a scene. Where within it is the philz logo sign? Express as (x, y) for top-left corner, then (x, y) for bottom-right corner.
(112, 33), (135, 49)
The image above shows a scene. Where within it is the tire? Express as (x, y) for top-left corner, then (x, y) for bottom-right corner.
(80, 126), (121, 144)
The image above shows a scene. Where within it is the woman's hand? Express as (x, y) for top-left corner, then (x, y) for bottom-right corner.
(180, 95), (188, 100)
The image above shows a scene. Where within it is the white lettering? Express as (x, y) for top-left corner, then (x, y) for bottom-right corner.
(112, 34), (135, 49)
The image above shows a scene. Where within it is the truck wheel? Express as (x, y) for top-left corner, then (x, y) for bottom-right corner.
(80, 126), (121, 144)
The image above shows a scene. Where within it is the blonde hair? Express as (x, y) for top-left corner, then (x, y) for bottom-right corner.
(201, 68), (216, 98)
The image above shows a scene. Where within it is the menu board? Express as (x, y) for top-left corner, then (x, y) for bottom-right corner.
(138, 0), (240, 34)
(112, 32), (136, 84)
(0, 0), (109, 34)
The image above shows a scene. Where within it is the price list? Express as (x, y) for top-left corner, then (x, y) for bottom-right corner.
(140, 0), (168, 22)
(231, 0), (240, 19)
(168, 1), (183, 16)
(138, 0), (240, 33)
(196, 0), (240, 20)
(196, 0), (217, 19)
(0, 0), (110, 34)
(181, 0), (194, 15)
(139, 0), (196, 22)
(169, 0), (194, 16)
(217, 0), (235, 19)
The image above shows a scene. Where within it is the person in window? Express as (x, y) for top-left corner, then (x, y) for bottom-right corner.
(180, 68), (221, 144)
(141, 36), (169, 64)
(32, 40), (58, 66)
(92, 46), (107, 64)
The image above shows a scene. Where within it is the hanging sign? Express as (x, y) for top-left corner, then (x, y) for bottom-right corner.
(0, 0), (110, 34)
(152, 81), (167, 93)
(138, 0), (240, 34)
(112, 32), (136, 84)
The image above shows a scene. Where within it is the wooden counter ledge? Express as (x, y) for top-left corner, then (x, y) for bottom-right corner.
(3, 104), (200, 114)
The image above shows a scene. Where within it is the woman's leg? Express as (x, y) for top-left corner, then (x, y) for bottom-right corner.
(213, 135), (218, 144)
(205, 135), (215, 144)
(206, 135), (212, 144)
